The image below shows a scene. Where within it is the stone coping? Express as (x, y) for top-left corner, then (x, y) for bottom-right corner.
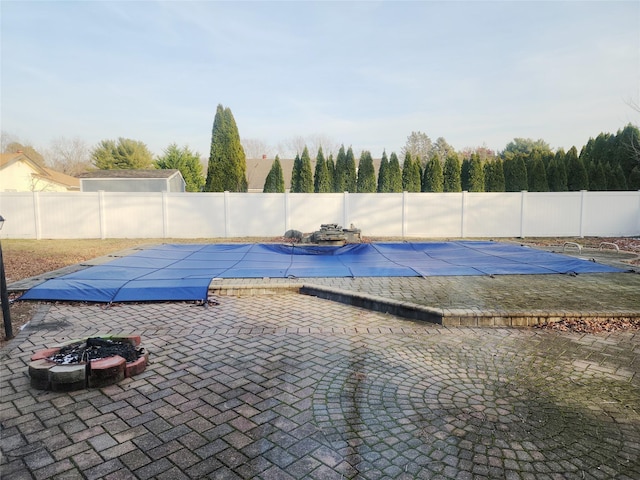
(210, 282), (640, 327)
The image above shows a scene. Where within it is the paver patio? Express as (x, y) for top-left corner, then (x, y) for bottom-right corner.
(1, 288), (639, 479)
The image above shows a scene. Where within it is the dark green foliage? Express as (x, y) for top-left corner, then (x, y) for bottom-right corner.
(290, 153), (302, 192)
(503, 155), (528, 191)
(422, 155), (444, 192)
(528, 156), (549, 192)
(205, 104), (247, 192)
(467, 154), (485, 192)
(298, 147), (314, 193)
(402, 152), (421, 192)
(566, 146), (589, 191)
(611, 163), (628, 190)
(588, 161), (607, 191)
(388, 152), (403, 193)
(326, 154), (336, 192)
(155, 143), (204, 192)
(377, 150), (389, 193)
(628, 166), (640, 190)
(92, 137), (154, 170)
(614, 124), (640, 180)
(443, 153), (462, 192)
(314, 147), (331, 193)
(263, 156), (285, 193)
(546, 150), (568, 192)
(291, 148), (313, 193)
(483, 159), (505, 192)
(334, 145), (347, 192)
(356, 150), (376, 192)
(343, 147), (357, 192)
(461, 158), (471, 191)
(501, 138), (550, 192)
(580, 124), (639, 189)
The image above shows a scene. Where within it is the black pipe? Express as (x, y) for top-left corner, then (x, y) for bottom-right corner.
(0, 241), (13, 340)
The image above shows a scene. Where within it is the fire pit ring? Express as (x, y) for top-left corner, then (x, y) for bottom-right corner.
(28, 335), (149, 391)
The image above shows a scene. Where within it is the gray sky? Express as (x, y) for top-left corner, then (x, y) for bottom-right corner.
(1, 0), (638, 158)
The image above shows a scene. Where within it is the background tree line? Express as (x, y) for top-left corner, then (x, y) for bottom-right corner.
(3, 105), (639, 193)
(265, 126), (640, 193)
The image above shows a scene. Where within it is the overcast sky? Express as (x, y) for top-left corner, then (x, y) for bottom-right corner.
(2, 0), (638, 159)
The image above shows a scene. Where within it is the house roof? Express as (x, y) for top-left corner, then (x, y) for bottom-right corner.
(77, 169), (181, 179)
(0, 152), (46, 171)
(1, 152), (80, 190)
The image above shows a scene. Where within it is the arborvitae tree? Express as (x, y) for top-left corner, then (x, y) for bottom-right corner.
(614, 124), (640, 180)
(566, 146), (589, 191)
(388, 152), (403, 192)
(579, 137), (595, 166)
(402, 152), (421, 192)
(503, 154), (528, 191)
(422, 155), (444, 192)
(377, 150), (390, 192)
(443, 152), (462, 192)
(588, 161), (607, 191)
(528, 157), (549, 192)
(484, 159), (505, 192)
(467, 154), (485, 192)
(314, 147), (331, 193)
(461, 158), (471, 191)
(334, 145), (347, 192)
(263, 156), (285, 193)
(628, 166), (640, 190)
(290, 153), (302, 192)
(156, 143), (204, 192)
(546, 158), (559, 191)
(298, 147), (314, 193)
(343, 146), (357, 192)
(590, 132), (615, 166)
(547, 150), (568, 191)
(326, 154), (336, 192)
(612, 163), (628, 190)
(356, 150), (376, 192)
(205, 104), (248, 192)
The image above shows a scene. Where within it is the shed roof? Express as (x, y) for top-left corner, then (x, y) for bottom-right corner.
(77, 169), (180, 179)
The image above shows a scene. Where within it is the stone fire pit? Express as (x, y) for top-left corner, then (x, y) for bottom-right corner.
(28, 335), (149, 391)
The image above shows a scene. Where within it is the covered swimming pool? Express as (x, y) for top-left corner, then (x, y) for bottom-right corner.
(19, 241), (624, 303)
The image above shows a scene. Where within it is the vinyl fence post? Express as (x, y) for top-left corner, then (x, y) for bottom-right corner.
(579, 190), (587, 238)
(98, 191), (107, 239)
(224, 191), (230, 238)
(343, 191), (349, 229)
(460, 191), (467, 238)
(520, 190), (527, 238)
(284, 191), (290, 233)
(162, 192), (169, 239)
(32, 192), (41, 240)
(402, 191), (408, 238)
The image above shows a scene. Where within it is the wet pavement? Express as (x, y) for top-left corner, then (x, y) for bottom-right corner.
(1, 288), (639, 479)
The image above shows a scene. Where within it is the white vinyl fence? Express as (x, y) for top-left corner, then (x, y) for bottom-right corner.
(0, 191), (638, 239)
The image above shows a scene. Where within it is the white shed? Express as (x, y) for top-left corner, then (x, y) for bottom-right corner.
(78, 169), (186, 192)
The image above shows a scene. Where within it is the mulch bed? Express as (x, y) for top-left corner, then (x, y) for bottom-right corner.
(535, 317), (640, 333)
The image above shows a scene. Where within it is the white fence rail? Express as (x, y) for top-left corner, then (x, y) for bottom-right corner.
(0, 191), (638, 239)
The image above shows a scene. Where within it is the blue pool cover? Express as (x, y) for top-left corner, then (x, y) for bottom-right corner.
(20, 242), (624, 303)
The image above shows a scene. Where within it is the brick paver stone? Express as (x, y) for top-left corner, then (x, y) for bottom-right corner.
(1, 291), (639, 479)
